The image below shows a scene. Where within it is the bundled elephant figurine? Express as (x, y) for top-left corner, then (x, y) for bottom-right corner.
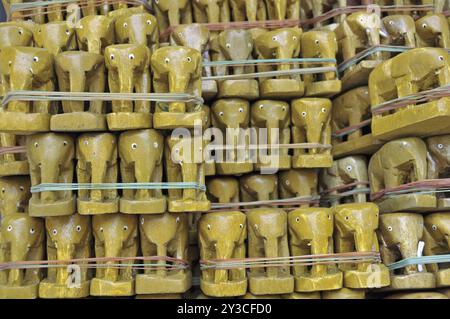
(26, 133), (76, 217)
(279, 169), (318, 207)
(207, 177), (240, 204)
(240, 173), (279, 203)
(152, 0), (193, 33)
(0, 176), (31, 216)
(333, 203), (390, 289)
(247, 208), (294, 295)
(75, 15), (115, 54)
(198, 211), (247, 297)
(381, 15), (416, 50)
(90, 214), (138, 296)
(33, 21), (77, 56)
(228, 0), (266, 22)
(291, 98), (333, 168)
(137, 213), (191, 294)
(0, 213), (44, 299)
(76, 133), (119, 215)
(115, 12), (159, 52)
(39, 214), (93, 298)
(0, 134), (29, 177)
(415, 14), (450, 49)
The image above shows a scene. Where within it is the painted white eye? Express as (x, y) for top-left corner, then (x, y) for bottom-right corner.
(129, 54), (135, 60)
(8, 61), (12, 66)
(147, 20), (152, 25)
(322, 108), (327, 113)
(123, 225), (128, 231)
(153, 142), (158, 148)
(34, 142), (38, 148)
(65, 29), (70, 35)
(422, 23), (427, 28)
(123, 22), (128, 28)
(301, 111), (307, 117)
(239, 223), (244, 229)
(439, 56), (444, 61)
(1, 188), (4, 193)
(239, 108), (244, 113)
(18, 29), (23, 35)
(141, 218), (145, 225)
(432, 225), (437, 231)
(360, 17), (364, 22)
(84, 140), (89, 145)
(175, 148), (179, 153)
(254, 224), (258, 230)
(389, 21), (394, 25)
(176, 217), (180, 223)
(186, 57), (192, 62)
(99, 227), (104, 232)
(33, 56), (39, 62)
(295, 217), (300, 222)
(282, 106), (286, 111)
(387, 226), (393, 232)
(19, 186), (24, 191)
(272, 36), (277, 41)
(328, 215), (331, 220)
(285, 180), (290, 186)
(293, 36), (297, 41)
(315, 39), (319, 44)
(207, 224), (211, 230)
(346, 165), (352, 171)
(259, 104), (264, 109)
(345, 216), (349, 221)
(29, 228), (35, 234)
(76, 225), (81, 232)
(131, 143), (137, 149)
(164, 58), (170, 64)
(226, 43), (231, 48)
(7, 225), (12, 232)
(52, 229), (58, 235)
(110, 54), (114, 60)
(438, 144), (444, 149)
(155, 0), (159, 3)
(219, 111), (224, 116)
(63, 141), (68, 146)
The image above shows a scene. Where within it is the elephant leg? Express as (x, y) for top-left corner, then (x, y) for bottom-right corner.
(341, 37), (357, 64)
(287, 0), (300, 20)
(61, 164), (74, 201)
(322, 122), (332, 156)
(323, 62), (336, 81)
(108, 73), (121, 113)
(290, 245), (309, 277)
(292, 126), (306, 156)
(28, 245), (45, 282)
(312, 1), (323, 27)
(311, 237), (329, 277)
(46, 243), (57, 282)
(140, 237), (156, 275)
(0, 133), (17, 163)
(230, 1), (245, 21)
(134, 71), (151, 114)
(257, 0), (267, 21)
(230, 242), (246, 281)
(192, 4), (206, 23)
(106, 163), (118, 201)
(303, 63), (314, 87)
(334, 235), (354, 271)
(76, 165), (90, 201)
(94, 242), (106, 279)
(121, 245), (137, 281)
(280, 127), (291, 157)
(88, 64), (106, 114)
(348, 110), (363, 140)
(120, 166), (135, 200)
(152, 163), (164, 199)
(33, 80), (55, 114)
(181, 2), (193, 24)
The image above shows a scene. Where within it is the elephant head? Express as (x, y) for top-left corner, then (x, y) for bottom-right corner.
(92, 214), (138, 282)
(301, 30), (338, 59)
(206, 177), (240, 203)
(0, 21), (34, 49)
(0, 176), (31, 216)
(76, 133), (118, 205)
(115, 13), (159, 50)
(279, 169), (318, 202)
(217, 29), (254, 75)
(33, 21), (77, 56)
(151, 46), (202, 114)
(382, 15), (416, 47)
(416, 14), (450, 49)
(0, 47), (54, 113)
(344, 12), (383, 48)
(192, 0), (230, 23)
(76, 15), (115, 54)
(171, 24), (210, 54)
(1, 213), (44, 286)
(251, 100), (290, 147)
(212, 99), (250, 130)
(239, 173), (278, 202)
(26, 133), (74, 205)
(45, 214), (92, 285)
(198, 211), (247, 285)
(424, 213), (450, 253)
(153, 0), (191, 29)
(426, 135), (450, 179)
(247, 208), (290, 278)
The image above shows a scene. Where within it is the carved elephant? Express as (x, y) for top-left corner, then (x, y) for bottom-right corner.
(255, 27), (304, 98)
(40, 214), (92, 298)
(381, 15), (416, 48)
(33, 21), (77, 56)
(75, 15), (115, 54)
(198, 211), (247, 297)
(368, 59), (396, 107)
(279, 169), (318, 206)
(153, 0), (193, 33)
(240, 173), (278, 202)
(137, 213), (191, 294)
(251, 100), (291, 170)
(76, 133), (118, 215)
(26, 133), (75, 217)
(229, 0), (266, 22)
(265, 0), (300, 20)
(118, 129), (166, 214)
(192, 0), (231, 23)
(54, 51), (106, 131)
(91, 214), (138, 296)
(368, 138), (427, 193)
(416, 14), (450, 49)
(211, 99), (253, 175)
(288, 207), (343, 292)
(165, 135), (210, 212)
(0, 213), (44, 298)
(320, 156), (369, 205)
(0, 134), (29, 177)
(207, 177), (240, 203)
(247, 208), (293, 295)
(331, 86), (371, 141)
(291, 98), (332, 168)
(427, 135), (450, 180)
(105, 44), (152, 130)
(333, 203), (390, 288)
(300, 0), (346, 25)
(378, 213), (436, 289)
(0, 176), (30, 216)
(106, 6), (146, 19)
(115, 13), (159, 52)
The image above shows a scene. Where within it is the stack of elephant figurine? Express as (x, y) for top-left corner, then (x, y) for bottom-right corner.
(0, 0), (449, 300)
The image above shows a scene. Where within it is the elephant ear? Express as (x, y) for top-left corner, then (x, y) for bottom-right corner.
(254, 31), (271, 58)
(193, 50), (203, 79)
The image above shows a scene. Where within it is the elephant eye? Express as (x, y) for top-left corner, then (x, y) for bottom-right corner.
(175, 148), (179, 153)
(439, 56), (444, 61)
(438, 144), (444, 149)
(301, 111), (307, 117)
(141, 218), (145, 225)
(321, 108), (327, 113)
(282, 106), (286, 111)
(295, 217), (300, 223)
(226, 43), (231, 48)
(186, 57), (192, 62)
(153, 142), (158, 148)
(259, 104), (264, 109)
(20, 186), (24, 191)
(239, 223), (243, 229)
(65, 29), (70, 35)
(52, 229), (58, 235)
(99, 227), (103, 232)
(8, 61), (12, 66)
(34, 142), (38, 148)
(422, 23), (427, 28)
(315, 40), (319, 45)
(147, 20), (152, 25)
(219, 111), (224, 116)
(285, 180), (290, 185)
(29, 228), (35, 234)
(123, 23), (128, 28)
(360, 17), (364, 22)
(123, 225), (128, 231)
(389, 21), (394, 25)
(33, 56), (39, 62)
(387, 226), (393, 232)
(328, 215), (331, 220)
(272, 36), (277, 41)
(432, 225), (437, 231)
(84, 140), (89, 146)
(165, 58), (170, 64)
(1, 188), (5, 193)
(239, 108), (244, 113)
(345, 216), (349, 221)
(176, 217), (180, 223)
(129, 54), (135, 60)
(131, 143), (137, 149)
(293, 36), (297, 41)
(254, 224), (258, 229)
(110, 54), (115, 60)
(18, 29), (23, 35)
(76, 225), (81, 232)
(7, 225), (12, 232)
(207, 224), (211, 230)
(178, 32), (183, 37)
(346, 165), (352, 171)
(63, 141), (68, 146)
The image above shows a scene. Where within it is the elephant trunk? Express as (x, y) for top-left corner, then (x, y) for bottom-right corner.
(168, 72), (189, 113)
(129, 28), (147, 46)
(87, 40), (102, 55)
(66, 71), (86, 112)
(118, 67), (134, 112)
(56, 243), (75, 285)
(206, 3), (220, 23)
(306, 121), (323, 155)
(8, 242), (29, 286)
(398, 241), (420, 275)
(245, 0), (258, 22)
(264, 237), (279, 278)
(168, 8), (181, 27)
(265, 118), (280, 158)
(403, 32), (416, 48)
(103, 240), (121, 282)
(276, 47), (292, 79)
(181, 162), (198, 201)
(40, 161), (59, 203)
(90, 161), (107, 202)
(214, 241), (234, 284)
(366, 28), (381, 61)
(274, 0), (287, 20)
(311, 236), (329, 277)
(156, 244), (168, 277)
(134, 159), (155, 200)
(8, 70), (33, 113)
(354, 229), (375, 272)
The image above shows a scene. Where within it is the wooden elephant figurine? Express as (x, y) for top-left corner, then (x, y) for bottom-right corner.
(198, 211), (247, 297)
(165, 135), (210, 212)
(416, 14), (450, 49)
(291, 98), (332, 168)
(53, 51), (106, 132)
(26, 133), (75, 217)
(255, 27), (304, 99)
(320, 156), (369, 206)
(229, 0), (266, 22)
(423, 213), (450, 287)
(105, 44), (152, 131)
(381, 15), (416, 49)
(288, 207), (343, 292)
(0, 176), (30, 216)
(210, 29), (259, 99)
(115, 12), (159, 52)
(0, 134), (29, 177)
(300, 30), (341, 97)
(0, 213), (44, 299)
(333, 203), (390, 289)
(378, 213), (436, 290)
(0, 47), (54, 134)
(265, 0), (300, 20)
(137, 213), (191, 294)
(75, 15), (115, 54)
(207, 176), (240, 203)
(152, 0), (193, 33)
(239, 173), (278, 203)
(279, 169), (318, 207)
(90, 214), (138, 296)
(118, 129), (166, 214)
(211, 99), (253, 175)
(192, 0), (231, 23)
(151, 46), (204, 129)
(251, 100), (291, 171)
(76, 133), (118, 215)
(247, 208), (294, 295)
(33, 21), (77, 56)
(39, 214), (92, 298)
(300, 0), (346, 26)
(426, 135), (450, 207)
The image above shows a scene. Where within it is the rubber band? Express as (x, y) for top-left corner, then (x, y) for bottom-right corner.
(210, 143), (332, 151)
(332, 119), (372, 138)
(203, 58), (337, 68)
(30, 182), (206, 193)
(0, 146), (27, 155)
(371, 178), (450, 201)
(209, 195), (321, 211)
(321, 181), (370, 195)
(388, 254), (450, 271)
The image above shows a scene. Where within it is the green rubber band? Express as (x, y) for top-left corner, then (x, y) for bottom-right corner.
(388, 254), (450, 271)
